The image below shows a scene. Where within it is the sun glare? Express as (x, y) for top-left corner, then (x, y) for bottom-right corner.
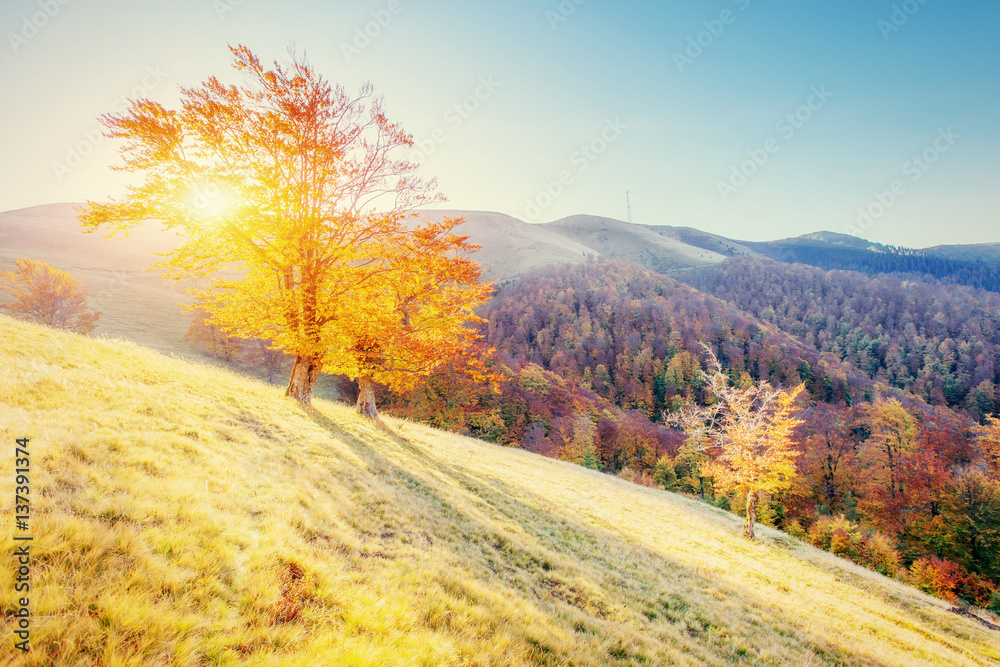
(188, 183), (235, 219)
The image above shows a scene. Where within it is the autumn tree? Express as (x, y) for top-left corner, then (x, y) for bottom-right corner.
(668, 347), (804, 540)
(379, 342), (506, 433)
(183, 304), (243, 362)
(243, 338), (290, 384)
(80, 45), (490, 409)
(334, 217), (494, 418)
(562, 412), (597, 466)
(975, 415), (1000, 477)
(855, 399), (917, 502)
(0, 258), (101, 333)
(797, 402), (857, 512)
(947, 471), (1000, 583)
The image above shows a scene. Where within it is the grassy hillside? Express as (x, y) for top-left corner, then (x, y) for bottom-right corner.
(419, 210), (600, 285)
(1, 315), (999, 666)
(0, 204), (194, 358)
(0, 203), (345, 400)
(541, 216), (729, 275)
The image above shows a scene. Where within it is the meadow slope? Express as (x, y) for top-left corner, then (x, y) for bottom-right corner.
(1, 314), (998, 666)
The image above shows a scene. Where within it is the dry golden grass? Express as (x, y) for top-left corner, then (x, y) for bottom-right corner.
(1, 313), (998, 666)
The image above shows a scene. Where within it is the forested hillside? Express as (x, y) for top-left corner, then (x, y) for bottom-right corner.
(383, 260), (1000, 608)
(746, 238), (1000, 293)
(383, 259), (873, 469)
(483, 260), (874, 412)
(686, 257), (1000, 420)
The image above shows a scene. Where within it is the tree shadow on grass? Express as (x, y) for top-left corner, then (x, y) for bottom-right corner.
(296, 407), (995, 666)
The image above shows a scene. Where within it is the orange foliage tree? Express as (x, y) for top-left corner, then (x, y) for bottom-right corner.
(0, 258), (100, 333)
(795, 402), (857, 512)
(856, 399), (917, 500)
(336, 218), (494, 418)
(80, 45), (491, 411)
(669, 347), (804, 539)
(183, 304), (243, 362)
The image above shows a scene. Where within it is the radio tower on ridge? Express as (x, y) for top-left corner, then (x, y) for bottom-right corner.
(626, 191), (633, 224)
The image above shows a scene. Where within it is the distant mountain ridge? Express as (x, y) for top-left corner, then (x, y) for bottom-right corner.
(924, 242), (1000, 263)
(743, 233), (1000, 292)
(3, 202), (1000, 361)
(439, 209), (1000, 292)
(539, 215), (735, 273)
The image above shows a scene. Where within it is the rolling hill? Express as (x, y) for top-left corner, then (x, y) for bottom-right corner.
(924, 242), (1000, 264)
(8, 202), (997, 330)
(538, 215), (734, 275)
(741, 232), (1000, 293)
(2, 313), (1000, 665)
(0, 203), (195, 358)
(0, 205), (735, 359)
(416, 210), (599, 285)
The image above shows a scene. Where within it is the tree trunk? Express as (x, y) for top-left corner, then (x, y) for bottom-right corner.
(356, 375), (379, 419)
(744, 491), (759, 540)
(286, 355), (321, 405)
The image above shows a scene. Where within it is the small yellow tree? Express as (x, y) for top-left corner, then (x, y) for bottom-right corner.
(974, 415), (1000, 477)
(855, 399), (917, 499)
(668, 348), (804, 539)
(0, 258), (101, 333)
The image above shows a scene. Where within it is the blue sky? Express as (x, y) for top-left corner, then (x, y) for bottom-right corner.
(1, 0), (997, 246)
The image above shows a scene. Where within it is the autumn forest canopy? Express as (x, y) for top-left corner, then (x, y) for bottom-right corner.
(383, 259), (1000, 608)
